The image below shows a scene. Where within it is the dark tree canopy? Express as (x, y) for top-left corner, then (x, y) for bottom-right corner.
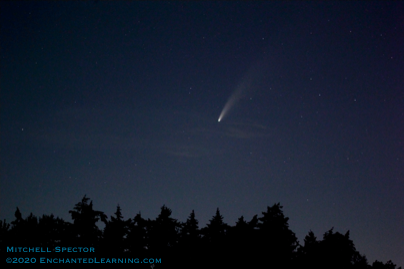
(102, 204), (130, 254)
(68, 195), (107, 247)
(1, 196), (401, 269)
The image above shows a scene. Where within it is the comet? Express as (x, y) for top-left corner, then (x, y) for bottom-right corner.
(218, 77), (249, 122)
(217, 60), (267, 122)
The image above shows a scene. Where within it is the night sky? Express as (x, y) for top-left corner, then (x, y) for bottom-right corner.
(1, 1), (403, 266)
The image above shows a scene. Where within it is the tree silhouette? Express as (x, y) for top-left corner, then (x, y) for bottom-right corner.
(298, 228), (371, 269)
(200, 208), (229, 267)
(177, 210), (201, 267)
(2, 197), (401, 268)
(102, 204), (130, 254)
(6, 207), (71, 253)
(202, 208), (228, 244)
(297, 230), (321, 267)
(9, 209), (40, 246)
(179, 210), (200, 247)
(226, 214), (259, 267)
(320, 229), (358, 268)
(257, 203), (299, 267)
(352, 251), (370, 269)
(147, 205), (179, 254)
(372, 260), (402, 269)
(126, 212), (148, 254)
(37, 214), (71, 249)
(68, 195), (107, 247)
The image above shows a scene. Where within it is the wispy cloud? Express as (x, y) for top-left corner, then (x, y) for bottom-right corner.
(162, 144), (222, 158)
(191, 120), (271, 140)
(29, 107), (270, 159)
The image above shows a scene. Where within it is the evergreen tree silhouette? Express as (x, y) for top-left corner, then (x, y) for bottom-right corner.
(352, 251), (370, 269)
(179, 210), (200, 247)
(200, 208), (229, 267)
(7, 208), (71, 253)
(297, 230), (321, 268)
(202, 208), (228, 244)
(177, 210), (201, 267)
(126, 212), (148, 255)
(68, 195), (107, 248)
(9, 208), (40, 246)
(102, 204), (130, 254)
(257, 203), (299, 267)
(147, 205), (179, 254)
(228, 215), (259, 261)
(13, 207), (23, 223)
(37, 214), (71, 249)
(298, 228), (371, 269)
(3, 197), (402, 268)
(143, 205), (180, 268)
(372, 260), (402, 269)
(320, 229), (358, 268)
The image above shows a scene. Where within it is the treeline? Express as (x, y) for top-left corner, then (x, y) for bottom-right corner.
(0, 195), (400, 268)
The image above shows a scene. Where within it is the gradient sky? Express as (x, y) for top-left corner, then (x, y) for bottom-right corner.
(1, 1), (403, 266)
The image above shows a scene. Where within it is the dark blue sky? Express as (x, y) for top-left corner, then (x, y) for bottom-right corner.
(1, 1), (403, 266)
